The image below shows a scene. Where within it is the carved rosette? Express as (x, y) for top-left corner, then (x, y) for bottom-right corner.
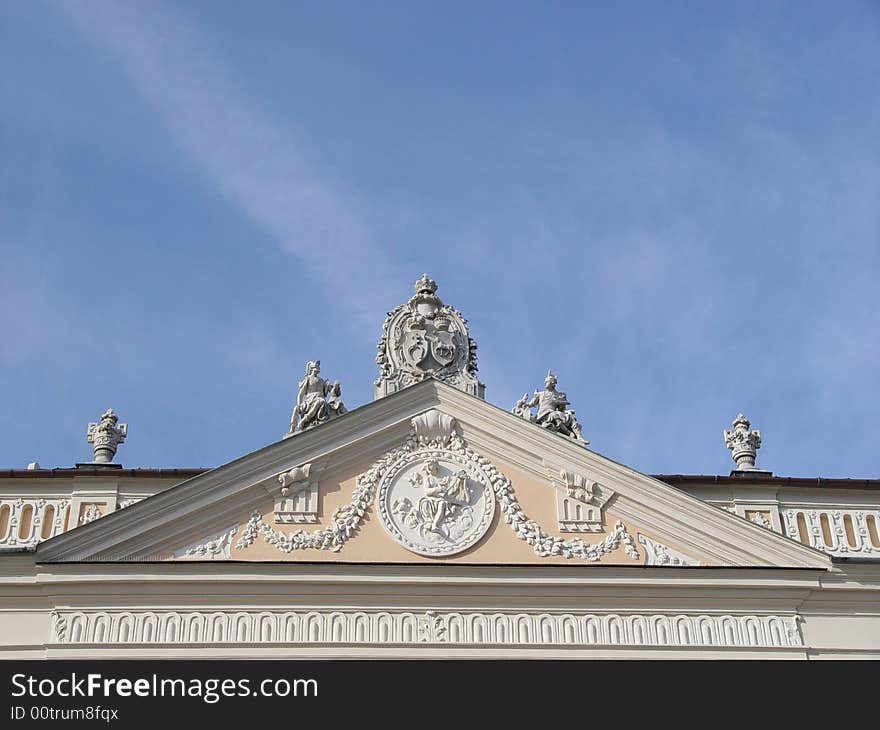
(374, 275), (484, 399)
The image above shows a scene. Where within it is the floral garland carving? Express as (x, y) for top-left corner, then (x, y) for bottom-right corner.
(236, 414), (639, 562)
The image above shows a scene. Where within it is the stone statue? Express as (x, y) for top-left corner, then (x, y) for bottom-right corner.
(287, 361), (346, 435)
(513, 371), (588, 444)
(326, 380), (347, 418)
(86, 409), (128, 464)
(512, 393), (533, 420)
(723, 413), (765, 472)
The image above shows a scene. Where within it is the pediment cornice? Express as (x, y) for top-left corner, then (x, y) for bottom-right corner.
(36, 380), (831, 569)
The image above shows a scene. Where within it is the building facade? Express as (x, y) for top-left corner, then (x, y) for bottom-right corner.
(1, 277), (878, 659)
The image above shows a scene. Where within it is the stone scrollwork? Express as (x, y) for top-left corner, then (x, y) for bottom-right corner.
(637, 534), (700, 566)
(0, 497), (69, 547)
(237, 409), (640, 563)
(748, 511), (772, 529)
(172, 526), (238, 560)
(374, 275), (484, 399)
(79, 504), (103, 526)
(51, 610), (67, 643)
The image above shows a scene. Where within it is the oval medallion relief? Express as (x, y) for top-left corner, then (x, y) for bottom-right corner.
(377, 450), (496, 557)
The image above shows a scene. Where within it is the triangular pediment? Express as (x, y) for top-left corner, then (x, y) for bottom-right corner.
(37, 380), (830, 569)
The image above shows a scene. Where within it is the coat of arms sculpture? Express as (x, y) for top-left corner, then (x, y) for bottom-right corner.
(374, 275), (485, 399)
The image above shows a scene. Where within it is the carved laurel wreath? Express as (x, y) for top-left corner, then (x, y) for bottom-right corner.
(236, 413), (639, 562)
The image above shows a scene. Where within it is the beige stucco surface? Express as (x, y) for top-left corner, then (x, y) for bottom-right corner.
(157, 458), (705, 566)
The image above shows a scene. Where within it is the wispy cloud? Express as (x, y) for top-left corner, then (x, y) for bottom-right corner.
(59, 0), (402, 329)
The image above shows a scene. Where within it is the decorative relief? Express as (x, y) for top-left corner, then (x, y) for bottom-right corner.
(552, 469), (612, 532)
(374, 275), (484, 399)
(0, 497), (69, 547)
(747, 511), (772, 529)
(418, 610), (447, 643)
(236, 409), (639, 563)
(274, 464), (319, 524)
(172, 526), (238, 560)
(379, 452), (495, 557)
(50, 609), (802, 649)
(781, 507), (880, 557)
(118, 498), (143, 510)
(78, 504), (103, 526)
(637, 534), (700, 566)
(51, 610), (67, 643)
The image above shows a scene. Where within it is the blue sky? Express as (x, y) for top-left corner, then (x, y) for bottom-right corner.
(1, 1), (877, 476)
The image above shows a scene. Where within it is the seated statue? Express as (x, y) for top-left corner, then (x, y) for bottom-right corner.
(512, 371), (588, 444)
(409, 459), (471, 537)
(288, 361), (346, 434)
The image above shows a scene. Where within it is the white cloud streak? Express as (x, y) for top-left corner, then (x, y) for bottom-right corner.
(59, 0), (401, 329)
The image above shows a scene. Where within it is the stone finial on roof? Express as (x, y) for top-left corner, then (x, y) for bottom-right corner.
(723, 413), (769, 474)
(86, 409), (127, 465)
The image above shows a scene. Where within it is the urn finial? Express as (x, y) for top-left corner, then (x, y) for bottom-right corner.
(86, 408), (128, 465)
(723, 413), (770, 474)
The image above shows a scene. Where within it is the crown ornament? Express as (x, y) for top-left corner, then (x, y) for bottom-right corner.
(414, 273), (438, 295)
